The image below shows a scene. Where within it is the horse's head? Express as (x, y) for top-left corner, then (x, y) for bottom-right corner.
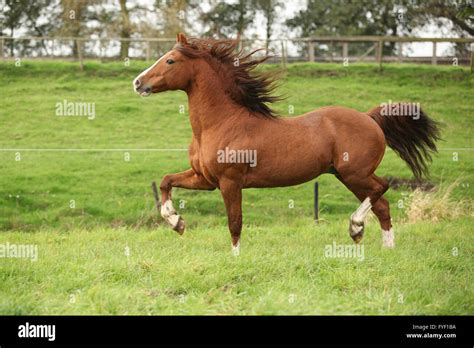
(133, 33), (193, 97)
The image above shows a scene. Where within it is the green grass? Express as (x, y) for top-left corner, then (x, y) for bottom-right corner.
(0, 60), (472, 315)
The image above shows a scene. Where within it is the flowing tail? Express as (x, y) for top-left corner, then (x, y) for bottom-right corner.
(368, 102), (441, 181)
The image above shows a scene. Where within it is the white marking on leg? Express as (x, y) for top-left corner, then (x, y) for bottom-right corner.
(232, 241), (240, 256)
(382, 228), (395, 248)
(349, 197), (372, 236)
(353, 197), (372, 222)
(161, 200), (180, 228)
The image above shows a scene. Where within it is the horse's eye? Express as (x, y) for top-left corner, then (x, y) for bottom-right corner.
(166, 59), (175, 65)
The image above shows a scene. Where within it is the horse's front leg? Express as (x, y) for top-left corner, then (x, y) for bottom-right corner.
(159, 169), (215, 234)
(219, 178), (243, 256)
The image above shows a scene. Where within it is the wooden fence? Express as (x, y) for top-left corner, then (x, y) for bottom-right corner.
(1, 35), (473, 71)
(299, 36), (474, 70)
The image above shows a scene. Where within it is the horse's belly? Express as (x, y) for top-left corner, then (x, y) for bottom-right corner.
(243, 125), (333, 188)
(243, 157), (330, 188)
(245, 173), (322, 188)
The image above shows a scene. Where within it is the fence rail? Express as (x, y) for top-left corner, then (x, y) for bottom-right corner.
(1, 35), (473, 70)
(302, 36), (474, 70)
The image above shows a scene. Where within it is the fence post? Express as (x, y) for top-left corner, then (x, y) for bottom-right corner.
(397, 41), (403, 62)
(432, 41), (437, 65)
(314, 182), (319, 223)
(281, 40), (287, 69)
(471, 43), (473, 73)
(342, 42), (348, 60)
(0, 38), (3, 60)
(77, 39), (84, 70)
(99, 39), (104, 61)
(146, 41), (151, 61)
(308, 40), (315, 62)
(377, 39), (383, 71)
(329, 41), (334, 62)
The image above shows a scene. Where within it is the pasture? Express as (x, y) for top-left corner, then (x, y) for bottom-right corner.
(0, 60), (472, 314)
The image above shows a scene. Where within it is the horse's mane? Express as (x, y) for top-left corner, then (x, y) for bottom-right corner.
(175, 37), (282, 118)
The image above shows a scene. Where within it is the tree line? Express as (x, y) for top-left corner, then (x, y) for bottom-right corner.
(1, 0), (472, 58)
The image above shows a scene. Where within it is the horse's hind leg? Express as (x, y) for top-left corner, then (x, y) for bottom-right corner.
(367, 175), (394, 247)
(336, 173), (394, 247)
(371, 195), (394, 248)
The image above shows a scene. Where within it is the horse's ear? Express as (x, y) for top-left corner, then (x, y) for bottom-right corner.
(177, 32), (188, 45)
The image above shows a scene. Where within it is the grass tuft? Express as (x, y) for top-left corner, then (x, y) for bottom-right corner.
(405, 180), (473, 223)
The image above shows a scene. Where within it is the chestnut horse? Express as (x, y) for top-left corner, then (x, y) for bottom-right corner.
(133, 33), (440, 255)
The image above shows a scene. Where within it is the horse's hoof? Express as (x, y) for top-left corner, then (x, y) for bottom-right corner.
(352, 232), (364, 244)
(172, 217), (185, 235)
(349, 218), (364, 243)
(231, 241), (240, 256)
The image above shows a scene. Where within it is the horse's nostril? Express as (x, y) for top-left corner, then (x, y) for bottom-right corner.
(134, 79), (141, 87)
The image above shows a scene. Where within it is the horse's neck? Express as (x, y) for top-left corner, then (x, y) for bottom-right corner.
(186, 64), (242, 139)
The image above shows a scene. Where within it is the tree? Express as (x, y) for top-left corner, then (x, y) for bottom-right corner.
(85, 1), (155, 59)
(286, 0), (406, 37)
(155, 0), (195, 37)
(200, 0), (255, 37)
(119, 0), (131, 58)
(254, 0), (284, 52)
(286, 0), (412, 55)
(3, 0), (26, 55)
(2, 0), (58, 56)
(57, 0), (89, 57)
(405, 0), (473, 36)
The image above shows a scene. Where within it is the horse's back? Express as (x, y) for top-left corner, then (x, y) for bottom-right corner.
(296, 106), (384, 139)
(307, 106), (378, 125)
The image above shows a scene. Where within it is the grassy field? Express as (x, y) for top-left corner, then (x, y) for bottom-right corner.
(0, 60), (472, 314)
